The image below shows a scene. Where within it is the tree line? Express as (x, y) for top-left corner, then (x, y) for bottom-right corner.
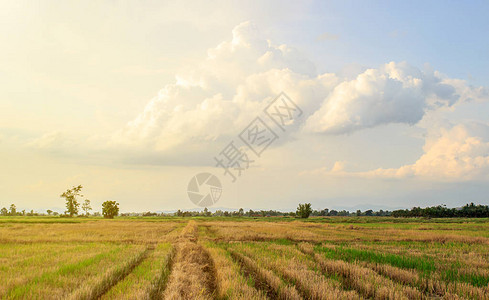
(2, 190), (489, 219)
(125, 203), (489, 219)
(1, 185), (119, 219)
(391, 203), (489, 218)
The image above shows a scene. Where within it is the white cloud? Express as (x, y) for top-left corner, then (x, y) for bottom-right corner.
(364, 123), (489, 180)
(22, 21), (489, 170)
(112, 21), (337, 154)
(303, 62), (487, 134)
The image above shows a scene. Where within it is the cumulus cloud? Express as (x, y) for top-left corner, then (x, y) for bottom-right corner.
(303, 62), (487, 134)
(116, 20), (489, 155)
(24, 21), (481, 169)
(112, 21), (338, 154)
(300, 122), (489, 181)
(363, 123), (489, 180)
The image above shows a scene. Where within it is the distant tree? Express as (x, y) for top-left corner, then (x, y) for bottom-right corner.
(46, 209), (53, 215)
(61, 185), (83, 217)
(365, 209), (373, 216)
(320, 208), (329, 216)
(102, 201), (119, 219)
(9, 204), (16, 216)
(356, 210), (362, 216)
(82, 199), (92, 216)
(296, 203), (312, 218)
(1, 207), (8, 216)
(238, 208), (244, 217)
(21, 210), (25, 216)
(203, 207), (211, 217)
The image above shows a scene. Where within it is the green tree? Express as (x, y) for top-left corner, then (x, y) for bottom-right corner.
(82, 199), (92, 216)
(9, 204), (16, 216)
(46, 209), (53, 215)
(238, 208), (244, 217)
(203, 207), (211, 217)
(102, 201), (119, 219)
(1, 207), (8, 216)
(296, 203), (312, 218)
(61, 185), (83, 217)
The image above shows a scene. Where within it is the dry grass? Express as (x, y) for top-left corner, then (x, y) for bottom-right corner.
(0, 220), (182, 243)
(204, 242), (267, 299)
(99, 243), (174, 300)
(313, 253), (423, 299)
(233, 242), (361, 300)
(162, 221), (216, 299)
(229, 249), (302, 300)
(1, 217), (489, 299)
(5, 244), (146, 299)
(68, 245), (150, 299)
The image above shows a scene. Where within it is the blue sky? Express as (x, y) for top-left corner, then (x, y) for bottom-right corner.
(0, 1), (488, 212)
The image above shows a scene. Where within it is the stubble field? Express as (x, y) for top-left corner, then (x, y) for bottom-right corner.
(1, 217), (489, 299)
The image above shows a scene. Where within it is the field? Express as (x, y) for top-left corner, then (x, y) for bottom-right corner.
(1, 217), (489, 299)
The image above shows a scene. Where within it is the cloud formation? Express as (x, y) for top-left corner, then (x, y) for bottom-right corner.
(112, 21), (338, 153)
(114, 21), (488, 157)
(365, 123), (489, 180)
(303, 62), (485, 134)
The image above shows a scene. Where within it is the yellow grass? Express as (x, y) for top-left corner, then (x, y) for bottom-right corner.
(1, 217), (488, 299)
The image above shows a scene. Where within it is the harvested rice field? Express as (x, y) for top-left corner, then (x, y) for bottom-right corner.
(1, 217), (489, 299)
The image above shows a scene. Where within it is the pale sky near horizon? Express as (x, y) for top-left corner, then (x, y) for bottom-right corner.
(1, 1), (489, 213)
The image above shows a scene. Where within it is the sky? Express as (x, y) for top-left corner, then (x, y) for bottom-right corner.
(1, 1), (489, 213)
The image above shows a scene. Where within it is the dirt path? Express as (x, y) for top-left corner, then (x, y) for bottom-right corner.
(161, 221), (217, 299)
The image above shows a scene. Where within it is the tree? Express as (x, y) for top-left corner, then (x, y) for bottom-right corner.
(102, 201), (119, 219)
(82, 199), (92, 216)
(238, 208), (244, 217)
(1, 207), (8, 216)
(296, 203), (312, 218)
(46, 209), (53, 215)
(9, 204), (16, 216)
(61, 185), (83, 217)
(203, 207), (211, 217)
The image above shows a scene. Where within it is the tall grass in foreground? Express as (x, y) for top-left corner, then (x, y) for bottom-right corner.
(298, 243), (422, 299)
(229, 249), (302, 300)
(232, 242), (361, 300)
(5, 244), (145, 299)
(68, 245), (150, 300)
(301, 242), (489, 299)
(0, 242), (114, 296)
(100, 243), (174, 300)
(204, 242), (267, 300)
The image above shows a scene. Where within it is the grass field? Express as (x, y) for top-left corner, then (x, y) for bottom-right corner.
(1, 217), (489, 299)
